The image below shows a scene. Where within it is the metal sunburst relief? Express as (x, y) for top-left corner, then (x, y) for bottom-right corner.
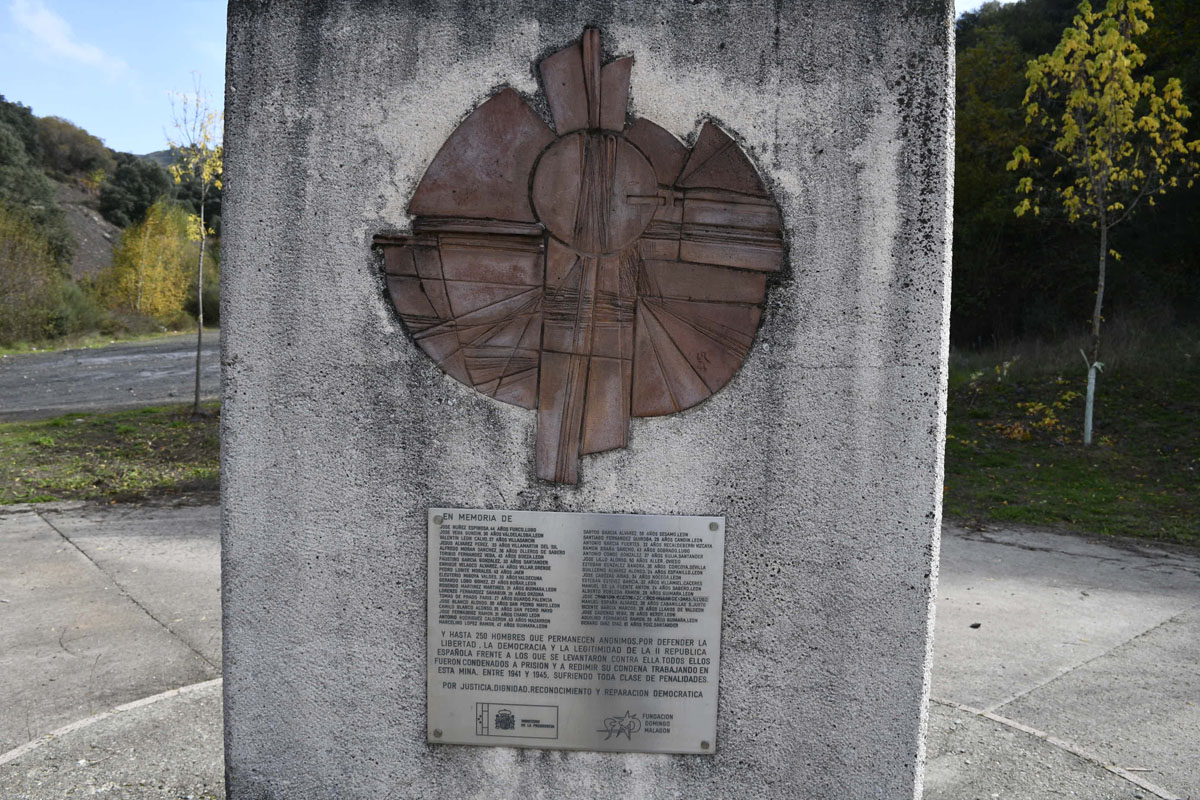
(374, 28), (783, 484)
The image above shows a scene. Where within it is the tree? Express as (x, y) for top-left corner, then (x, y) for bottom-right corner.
(97, 200), (192, 321)
(0, 202), (58, 344)
(1008, 0), (1200, 445)
(167, 77), (223, 416)
(37, 115), (115, 184)
(0, 95), (42, 164)
(952, 0), (1107, 344)
(99, 152), (172, 228)
(172, 168), (222, 236)
(958, 0), (1081, 55)
(954, 25), (1039, 335)
(0, 110), (74, 266)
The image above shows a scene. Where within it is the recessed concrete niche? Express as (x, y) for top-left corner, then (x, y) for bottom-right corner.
(222, 1), (953, 797)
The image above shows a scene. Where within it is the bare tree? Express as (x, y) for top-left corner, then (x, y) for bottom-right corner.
(168, 74), (223, 416)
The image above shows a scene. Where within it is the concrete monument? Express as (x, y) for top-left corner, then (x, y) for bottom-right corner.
(222, 1), (953, 797)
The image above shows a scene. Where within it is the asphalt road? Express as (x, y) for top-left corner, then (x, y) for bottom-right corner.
(0, 333), (220, 421)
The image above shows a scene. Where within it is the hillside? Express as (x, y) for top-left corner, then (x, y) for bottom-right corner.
(140, 149), (174, 167)
(54, 182), (120, 280)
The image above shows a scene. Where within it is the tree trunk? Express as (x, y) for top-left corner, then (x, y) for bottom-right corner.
(1083, 223), (1107, 446)
(193, 202), (205, 417)
(136, 222), (151, 312)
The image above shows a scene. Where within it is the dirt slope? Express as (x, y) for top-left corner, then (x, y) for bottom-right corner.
(54, 182), (121, 281)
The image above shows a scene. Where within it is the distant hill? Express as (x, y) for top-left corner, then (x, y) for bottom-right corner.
(140, 149), (175, 167)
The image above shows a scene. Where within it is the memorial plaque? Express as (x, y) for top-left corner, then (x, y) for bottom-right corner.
(427, 508), (724, 754)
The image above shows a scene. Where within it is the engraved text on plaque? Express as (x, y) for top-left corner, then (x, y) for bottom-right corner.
(427, 508), (725, 754)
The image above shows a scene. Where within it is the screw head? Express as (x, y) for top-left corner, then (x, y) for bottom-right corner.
(433, 515), (443, 525)
(700, 740), (711, 750)
(708, 521), (718, 531)
(432, 728), (443, 738)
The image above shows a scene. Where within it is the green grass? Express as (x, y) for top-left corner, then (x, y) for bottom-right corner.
(944, 338), (1199, 544)
(0, 326), (218, 358)
(1, 327), (1195, 544)
(0, 403), (220, 505)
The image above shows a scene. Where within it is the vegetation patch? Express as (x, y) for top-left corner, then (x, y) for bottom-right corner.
(2, 340), (1194, 545)
(0, 404), (219, 505)
(0, 327), (215, 358)
(944, 340), (1199, 544)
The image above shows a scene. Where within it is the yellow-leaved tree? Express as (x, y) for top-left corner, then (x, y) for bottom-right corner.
(1008, 0), (1200, 445)
(168, 76), (223, 416)
(98, 200), (192, 322)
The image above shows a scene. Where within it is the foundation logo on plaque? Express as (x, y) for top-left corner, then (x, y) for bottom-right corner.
(375, 28), (784, 484)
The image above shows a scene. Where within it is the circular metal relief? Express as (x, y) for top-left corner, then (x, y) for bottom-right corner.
(532, 131), (659, 256)
(374, 28), (784, 484)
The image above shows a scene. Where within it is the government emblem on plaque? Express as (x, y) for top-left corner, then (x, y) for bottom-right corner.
(375, 28), (783, 484)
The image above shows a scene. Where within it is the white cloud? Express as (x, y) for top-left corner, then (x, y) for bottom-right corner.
(10, 0), (128, 78)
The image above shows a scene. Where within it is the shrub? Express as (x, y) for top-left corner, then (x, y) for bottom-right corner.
(0, 202), (58, 343)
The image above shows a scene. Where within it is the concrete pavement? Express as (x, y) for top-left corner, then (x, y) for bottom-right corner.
(0, 503), (1197, 799)
(927, 526), (1200, 799)
(0, 333), (220, 421)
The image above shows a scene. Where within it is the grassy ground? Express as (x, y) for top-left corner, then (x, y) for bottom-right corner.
(0, 326), (1194, 543)
(0, 326), (218, 358)
(0, 403), (219, 505)
(945, 327), (1199, 544)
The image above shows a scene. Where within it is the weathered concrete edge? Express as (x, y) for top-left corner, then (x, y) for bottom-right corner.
(915, 2), (957, 797)
(0, 679), (224, 768)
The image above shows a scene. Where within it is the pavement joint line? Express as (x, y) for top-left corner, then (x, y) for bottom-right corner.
(32, 507), (220, 671)
(982, 598), (1200, 714)
(931, 697), (1182, 800)
(0, 678), (223, 767)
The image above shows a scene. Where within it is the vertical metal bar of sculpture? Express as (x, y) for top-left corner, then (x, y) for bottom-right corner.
(375, 28), (783, 484)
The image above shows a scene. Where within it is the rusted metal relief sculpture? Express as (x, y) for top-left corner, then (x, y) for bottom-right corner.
(374, 28), (783, 484)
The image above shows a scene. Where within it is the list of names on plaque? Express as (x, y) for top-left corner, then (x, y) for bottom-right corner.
(427, 509), (724, 754)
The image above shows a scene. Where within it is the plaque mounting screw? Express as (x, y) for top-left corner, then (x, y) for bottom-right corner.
(433, 515), (443, 525)
(709, 522), (718, 531)
(432, 728), (443, 738)
(700, 740), (711, 750)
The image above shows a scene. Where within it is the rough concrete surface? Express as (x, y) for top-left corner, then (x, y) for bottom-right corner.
(925, 703), (1141, 799)
(0, 503), (221, 753)
(1, 682), (224, 800)
(222, 1), (953, 798)
(0, 333), (220, 421)
(931, 526), (1200, 799)
(998, 606), (1200, 795)
(2, 511), (1197, 799)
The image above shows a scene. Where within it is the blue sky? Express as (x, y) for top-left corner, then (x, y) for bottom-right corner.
(0, 0), (1010, 156)
(0, 0), (225, 155)
(958, 0), (1019, 16)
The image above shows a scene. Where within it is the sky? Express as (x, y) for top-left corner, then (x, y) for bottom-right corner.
(0, 0), (1011, 156)
(0, 0), (226, 155)
(957, 0), (1020, 17)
